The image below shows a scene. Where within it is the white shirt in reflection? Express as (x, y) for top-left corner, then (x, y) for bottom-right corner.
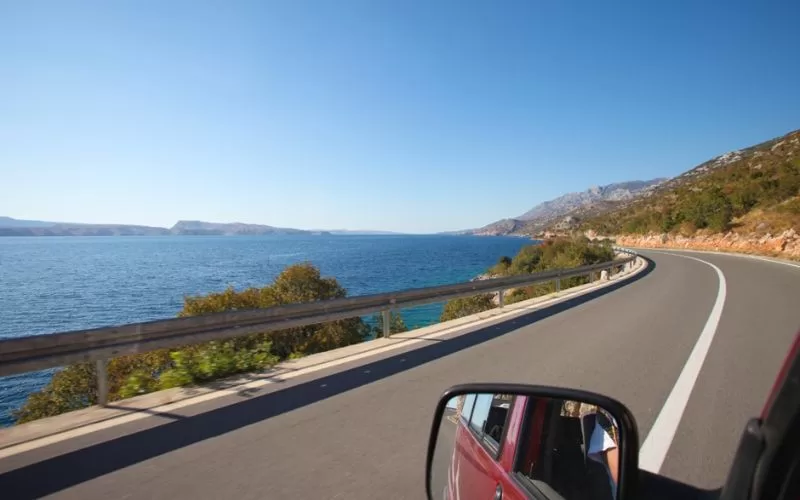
(587, 421), (617, 498)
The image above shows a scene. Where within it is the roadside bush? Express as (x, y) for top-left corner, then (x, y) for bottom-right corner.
(776, 197), (800, 215)
(440, 237), (615, 322)
(14, 263), (368, 424)
(440, 294), (495, 322)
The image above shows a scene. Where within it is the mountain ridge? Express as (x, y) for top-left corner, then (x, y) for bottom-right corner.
(580, 129), (800, 238)
(517, 179), (667, 221)
(0, 217), (410, 237)
(461, 178), (666, 237)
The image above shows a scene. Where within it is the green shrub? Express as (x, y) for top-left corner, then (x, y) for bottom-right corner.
(14, 263), (367, 424)
(776, 197), (800, 215)
(440, 295), (495, 322)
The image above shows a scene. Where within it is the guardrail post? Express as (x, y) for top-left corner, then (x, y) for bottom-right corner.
(382, 309), (391, 338)
(96, 358), (108, 406)
(589, 271), (594, 283)
(555, 277), (561, 293)
(498, 289), (505, 308)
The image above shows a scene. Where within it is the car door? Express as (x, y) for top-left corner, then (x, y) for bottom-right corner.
(451, 394), (531, 500)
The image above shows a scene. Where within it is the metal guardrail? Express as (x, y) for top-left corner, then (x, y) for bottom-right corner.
(0, 248), (638, 404)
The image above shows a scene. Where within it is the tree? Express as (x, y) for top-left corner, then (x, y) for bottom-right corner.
(683, 187), (732, 232)
(180, 263), (368, 358)
(14, 263), (368, 424)
(440, 294), (495, 322)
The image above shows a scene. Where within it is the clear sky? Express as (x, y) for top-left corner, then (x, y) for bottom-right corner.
(1, 1), (798, 233)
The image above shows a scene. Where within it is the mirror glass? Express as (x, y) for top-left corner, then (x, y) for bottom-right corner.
(430, 393), (621, 500)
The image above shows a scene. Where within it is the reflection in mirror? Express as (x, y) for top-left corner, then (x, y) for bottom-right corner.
(430, 393), (621, 500)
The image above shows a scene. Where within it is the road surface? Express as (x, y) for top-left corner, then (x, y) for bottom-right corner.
(1, 250), (799, 499)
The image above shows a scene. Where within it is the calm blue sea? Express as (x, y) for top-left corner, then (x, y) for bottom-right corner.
(0, 234), (531, 425)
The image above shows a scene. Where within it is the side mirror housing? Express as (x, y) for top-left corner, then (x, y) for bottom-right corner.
(426, 384), (640, 500)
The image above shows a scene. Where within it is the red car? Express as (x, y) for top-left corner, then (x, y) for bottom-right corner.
(443, 394), (619, 500)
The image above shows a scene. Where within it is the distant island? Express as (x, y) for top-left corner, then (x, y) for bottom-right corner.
(0, 217), (398, 237)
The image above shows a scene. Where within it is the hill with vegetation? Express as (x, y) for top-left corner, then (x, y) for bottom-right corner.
(440, 237), (615, 320)
(580, 130), (800, 239)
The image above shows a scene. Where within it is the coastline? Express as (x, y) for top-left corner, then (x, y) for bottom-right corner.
(0, 234), (532, 425)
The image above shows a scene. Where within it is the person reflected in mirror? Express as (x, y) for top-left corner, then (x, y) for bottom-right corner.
(584, 408), (619, 498)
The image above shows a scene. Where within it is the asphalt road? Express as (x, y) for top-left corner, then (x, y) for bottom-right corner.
(1, 250), (799, 499)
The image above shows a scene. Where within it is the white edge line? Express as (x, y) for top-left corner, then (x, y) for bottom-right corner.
(636, 247), (800, 270)
(638, 252), (727, 473)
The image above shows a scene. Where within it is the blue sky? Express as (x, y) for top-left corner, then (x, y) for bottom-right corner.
(1, 1), (798, 233)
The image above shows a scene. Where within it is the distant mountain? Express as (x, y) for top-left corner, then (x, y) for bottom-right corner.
(318, 229), (404, 235)
(468, 219), (530, 237)
(170, 220), (309, 236)
(460, 178), (666, 237)
(0, 216), (58, 228)
(0, 217), (408, 237)
(0, 224), (170, 237)
(517, 179), (667, 222)
(0, 217), (312, 237)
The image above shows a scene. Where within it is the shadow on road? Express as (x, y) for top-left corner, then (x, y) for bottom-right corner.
(0, 258), (655, 499)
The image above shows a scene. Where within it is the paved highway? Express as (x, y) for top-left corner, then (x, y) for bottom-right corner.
(1, 250), (799, 499)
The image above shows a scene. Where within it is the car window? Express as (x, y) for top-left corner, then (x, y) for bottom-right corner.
(469, 394), (493, 433)
(514, 398), (618, 500)
(468, 393), (512, 449)
(460, 393), (477, 423)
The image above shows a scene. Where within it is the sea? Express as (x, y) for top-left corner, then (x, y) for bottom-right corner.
(0, 234), (531, 426)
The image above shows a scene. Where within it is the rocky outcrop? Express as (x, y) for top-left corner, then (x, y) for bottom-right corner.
(517, 179), (666, 221)
(613, 229), (800, 260)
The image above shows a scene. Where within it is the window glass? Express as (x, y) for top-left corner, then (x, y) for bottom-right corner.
(469, 394), (494, 434)
(460, 393), (476, 423)
(515, 398), (619, 499)
(469, 394), (511, 447)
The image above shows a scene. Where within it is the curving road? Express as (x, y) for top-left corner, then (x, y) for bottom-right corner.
(1, 250), (799, 499)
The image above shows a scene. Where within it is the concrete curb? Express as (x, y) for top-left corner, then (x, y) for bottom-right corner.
(0, 255), (648, 455)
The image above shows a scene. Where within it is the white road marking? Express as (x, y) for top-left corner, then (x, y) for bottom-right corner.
(724, 253), (800, 269)
(638, 252), (727, 473)
(634, 247), (800, 270)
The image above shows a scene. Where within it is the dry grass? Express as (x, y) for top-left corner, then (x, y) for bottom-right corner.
(732, 197), (800, 234)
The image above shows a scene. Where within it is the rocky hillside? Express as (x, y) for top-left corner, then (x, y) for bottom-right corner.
(581, 129), (800, 239)
(517, 179), (666, 221)
(614, 230), (800, 259)
(465, 178), (664, 237)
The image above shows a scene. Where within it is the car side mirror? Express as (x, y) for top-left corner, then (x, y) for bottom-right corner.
(426, 384), (640, 500)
